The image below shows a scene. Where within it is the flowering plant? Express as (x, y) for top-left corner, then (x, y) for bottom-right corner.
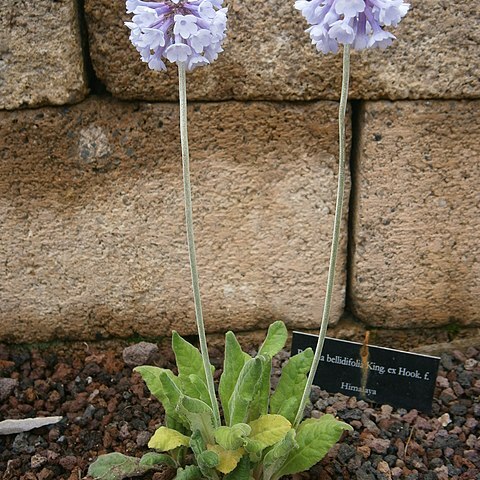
(125, 0), (227, 71)
(88, 1), (409, 478)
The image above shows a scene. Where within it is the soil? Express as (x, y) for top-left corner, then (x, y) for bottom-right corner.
(0, 340), (479, 480)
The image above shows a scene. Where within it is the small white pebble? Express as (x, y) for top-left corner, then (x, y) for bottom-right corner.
(437, 412), (451, 427)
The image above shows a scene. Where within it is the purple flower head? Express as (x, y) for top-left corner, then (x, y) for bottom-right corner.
(125, 0), (227, 71)
(295, 0), (409, 54)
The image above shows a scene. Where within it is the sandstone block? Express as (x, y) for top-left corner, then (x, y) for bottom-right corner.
(0, 0), (88, 110)
(0, 98), (350, 342)
(350, 100), (480, 328)
(85, 0), (479, 101)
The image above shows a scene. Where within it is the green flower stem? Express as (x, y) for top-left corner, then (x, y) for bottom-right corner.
(294, 44), (351, 428)
(178, 62), (221, 428)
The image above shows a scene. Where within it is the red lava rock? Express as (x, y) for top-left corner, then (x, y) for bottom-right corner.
(391, 466), (402, 478)
(369, 437), (391, 454)
(377, 460), (391, 474)
(59, 455), (77, 471)
(62, 393), (89, 414)
(393, 437), (405, 457)
(21, 473), (37, 480)
(452, 381), (465, 396)
(1, 342), (479, 480)
(37, 468), (54, 480)
(0, 377), (18, 401)
(426, 448), (442, 459)
(401, 409), (418, 424)
(0, 359), (16, 371)
(452, 350), (468, 362)
(436, 375), (449, 389)
(434, 465), (449, 480)
(357, 445), (371, 459)
(46, 450), (60, 462)
(51, 363), (74, 382)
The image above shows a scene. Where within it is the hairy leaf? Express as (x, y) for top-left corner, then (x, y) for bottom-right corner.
(87, 453), (144, 480)
(247, 355), (271, 422)
(248, 414), (291, 449)
(274, 415), (352, 478)
(224, 456), (251, 480)
(207, 444), (244, 474)
(262, 430), (298, 480)
(270, 348), (314, 423)
(258, 321), (288, 357)
(159, 371), (189, 428)
(214, 424), (251, 450)
(219, 331), (249, 425)
(176, 395), (215, 444)
(133, 366), (173, 406)
(197, 450), (220, 469)
(228, 357), (263, 426)
(172, 332), (208, 383)
(189, 431), (220, 480)
(139, 452), (176, 468)
(148, 427), (190, 451)
(190, 429), (206, 456)
(175, 465), (203, 480)
(134, 366), (187, 429)
(179, 374), (211, 407)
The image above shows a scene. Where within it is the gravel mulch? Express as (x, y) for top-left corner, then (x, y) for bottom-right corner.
(0, 340), (479, 480)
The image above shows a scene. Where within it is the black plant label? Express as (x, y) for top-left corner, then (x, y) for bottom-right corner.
(291, 332), (440, 413)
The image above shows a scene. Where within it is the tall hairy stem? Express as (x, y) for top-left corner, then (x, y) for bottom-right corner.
(178, 62), (221, 427)
(294, 44), (351, 427)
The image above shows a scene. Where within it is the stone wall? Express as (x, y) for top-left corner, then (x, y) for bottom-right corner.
(1, 0), (479, 342)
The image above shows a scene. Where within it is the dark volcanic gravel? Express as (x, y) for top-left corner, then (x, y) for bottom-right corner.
(0, 341), (479, 480)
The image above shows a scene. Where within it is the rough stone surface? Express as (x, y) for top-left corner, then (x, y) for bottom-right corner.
(350, 100), (480, 328)
(0, 0), (88, 110)
(0, 97), (350, 342)
(84, 0), (479, 101)
(122, 342), (159, 366)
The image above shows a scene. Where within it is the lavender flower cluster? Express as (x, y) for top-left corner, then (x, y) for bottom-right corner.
(295, 0), (410, 54)
(125, 0), (227, 71)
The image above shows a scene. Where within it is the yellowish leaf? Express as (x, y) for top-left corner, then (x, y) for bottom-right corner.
(248, 414), (291, 448)
(148, 426), (190, 451)
(207, 444), (244, 474)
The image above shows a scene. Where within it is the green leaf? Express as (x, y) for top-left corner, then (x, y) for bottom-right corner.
(175, 465), (203, 480)
(179, 373), (211, 406)
(133, 366), (173, 406)
(148, 426), (190, 451)
(219, 331), (250, 425)
(176, 395), (215, 444)
(190, 429), (206, 456)
(262, 430), (298, 480)
(134, 366), (188, 429)
(159, 371), (190, 428)
(258, 321), (288, 357)
(139, 452), (176, 468)
(224, 456), (251, 480)
(248, 414), (291, 449)
(228, 357), (263, 426)
(243, 437), (264, 453)
(247, 355), (271, 422)
(188, 431), (220, 480)
(172, 331), (209, 384)
(274, 415), (353, 478)
(197, 450), (220, 469)
(165, 413), (188, 434)
(270, 348), (314, 423)
(87, 453), (143, 480)
(214, 424), (251, 450)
